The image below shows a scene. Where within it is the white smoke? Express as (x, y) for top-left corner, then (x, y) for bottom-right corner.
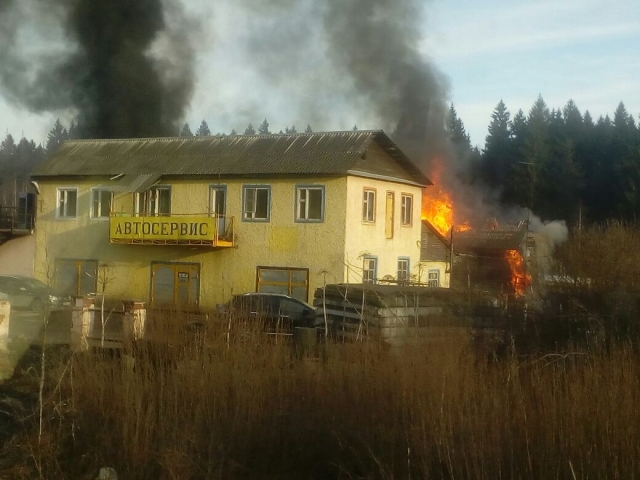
(528, 213), (569, 249)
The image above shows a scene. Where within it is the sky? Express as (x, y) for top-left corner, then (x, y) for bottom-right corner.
(0, 0), (638, 149)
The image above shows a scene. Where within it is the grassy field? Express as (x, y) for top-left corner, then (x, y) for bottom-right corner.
(0, 321), (638, 479)
(1, 223), (640, 479)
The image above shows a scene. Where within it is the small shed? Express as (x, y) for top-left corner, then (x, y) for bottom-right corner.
(450, 221), (528, 294)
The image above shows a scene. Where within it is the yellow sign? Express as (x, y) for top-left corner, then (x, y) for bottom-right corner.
(110, 216), (216, 244)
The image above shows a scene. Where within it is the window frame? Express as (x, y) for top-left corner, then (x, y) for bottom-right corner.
(208, 184), (227, 217)
(401, 193), (414, 226)
(56, 187), (79, 219)
(427, 269), (440, 288)
(362, 188), (376, 223)
(295, 184), (325, 223)
(362, 255), (378, 284)
(242, 184), (271, 222)
(54, 258), (98, 296)
(397, 257), (410, 284)
(90, 188), (113, 219)
(256, 266), (310, 301)
(134, 185), (172, 217)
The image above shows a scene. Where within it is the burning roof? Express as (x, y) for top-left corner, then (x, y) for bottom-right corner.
(452, 222), (528, 255)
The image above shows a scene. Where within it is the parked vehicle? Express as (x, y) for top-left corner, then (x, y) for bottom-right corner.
(218, 293), (316, 334)
(0, 275), (71, 312)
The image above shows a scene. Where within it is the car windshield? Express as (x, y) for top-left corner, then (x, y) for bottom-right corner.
(19, 278), (50, 290)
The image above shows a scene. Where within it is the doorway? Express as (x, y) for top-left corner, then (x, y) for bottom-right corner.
(150, 262), (200, 308)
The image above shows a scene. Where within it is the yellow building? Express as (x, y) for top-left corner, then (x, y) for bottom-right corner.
(31, 130), (431, 309)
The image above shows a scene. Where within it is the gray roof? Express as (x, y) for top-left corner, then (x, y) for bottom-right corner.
(452, 222), (527, 254)
(33, 130), (431, 185)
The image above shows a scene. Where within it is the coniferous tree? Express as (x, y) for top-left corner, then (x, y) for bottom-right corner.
(612, 102), (640, 219)
(180, 123), (193, 137)
(447, 104), (476, 184)
(46, 119), (68, 155)
(501, 109), (528, 206)
(230, 129), (237, 136)
(195, 120), (211, 137)
(0, 134), (17, 188)
(305, 124), (313, 133)
(68, 120), (80, 140)
(244, 124), (256, 135)
(258, 119), (270, 135)
(481, 100), (512, 190)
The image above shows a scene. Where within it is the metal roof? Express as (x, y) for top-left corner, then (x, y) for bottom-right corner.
(452, 222), (528, 254)
(95, 173), (162, 193)
(32, 130), (431, 185)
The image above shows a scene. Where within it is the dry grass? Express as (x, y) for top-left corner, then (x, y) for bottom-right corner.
(4, 223), (640, 478)
(2, 314), (640, 479)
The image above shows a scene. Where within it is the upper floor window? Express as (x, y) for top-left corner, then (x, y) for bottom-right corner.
(363, 256), (377, 284)
(296, 185), (324, 222)
(210, 185), (228, 234)
(91, 189), (113, 218)
(401, 194), (413, 226)
(135, 186), (171, 216)
(57, 188), (77, 219)
(243, 185), (270, 221)
(363, 189), (376, 223)
(210, 185), (227, 217)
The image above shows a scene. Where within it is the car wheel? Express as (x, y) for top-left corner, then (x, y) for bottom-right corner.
(30, 298), (45, 313)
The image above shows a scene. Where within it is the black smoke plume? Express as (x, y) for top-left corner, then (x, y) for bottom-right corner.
(322, 0), (450, 164)
(0, 0), (195, 138)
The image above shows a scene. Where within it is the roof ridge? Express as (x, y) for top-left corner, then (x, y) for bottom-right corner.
(62, 129), (385, 143)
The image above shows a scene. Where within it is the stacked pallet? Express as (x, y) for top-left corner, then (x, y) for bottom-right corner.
(313, 284), (502, 345)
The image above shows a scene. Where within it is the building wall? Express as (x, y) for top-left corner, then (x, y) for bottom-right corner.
(34, 176), (349, 308)
(34, 171), (429, 307)
(343, 176), (423, 283)
(418, 261), (451, 288)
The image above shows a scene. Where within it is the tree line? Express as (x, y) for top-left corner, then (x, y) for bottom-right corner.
(1, 98), (638, 226)
(464, 97), (640, 225)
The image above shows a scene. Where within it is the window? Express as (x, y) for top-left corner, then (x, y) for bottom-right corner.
(135, 186), (171, 216)
(57, 188), (78, 218)
(296, 185), (324, 222)
(54, 259), (98, 297)
(91, 189), (113, 218)
(363, 256), (377, 284)
(256, 267), (309, 301)
(401, 194), (413, 226)
(363, 189), (376, 222)
(210, 185), (227, 233)
(397, 257), (410, 284)
(428, 269), (440, 288)
(243, 185), (270, 221)
(385, 191), (394, 238)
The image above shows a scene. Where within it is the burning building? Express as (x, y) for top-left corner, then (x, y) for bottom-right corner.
(450, 221), (530, 296)
(29, 130), (431, 309)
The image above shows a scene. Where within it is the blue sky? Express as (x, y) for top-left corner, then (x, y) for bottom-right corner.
(426, 0), (639, 146)
(0, 0), (638, 149)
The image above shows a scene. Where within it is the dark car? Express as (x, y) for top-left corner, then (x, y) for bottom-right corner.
(0, 275), (71, 312)
(219, 293), (316, 334)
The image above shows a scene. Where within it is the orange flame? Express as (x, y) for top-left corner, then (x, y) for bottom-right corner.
(454, 223), (471, 232)
(421, 158), (454, 236)
(505, 250), (530, 296)
(419, 156), (531, 296)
